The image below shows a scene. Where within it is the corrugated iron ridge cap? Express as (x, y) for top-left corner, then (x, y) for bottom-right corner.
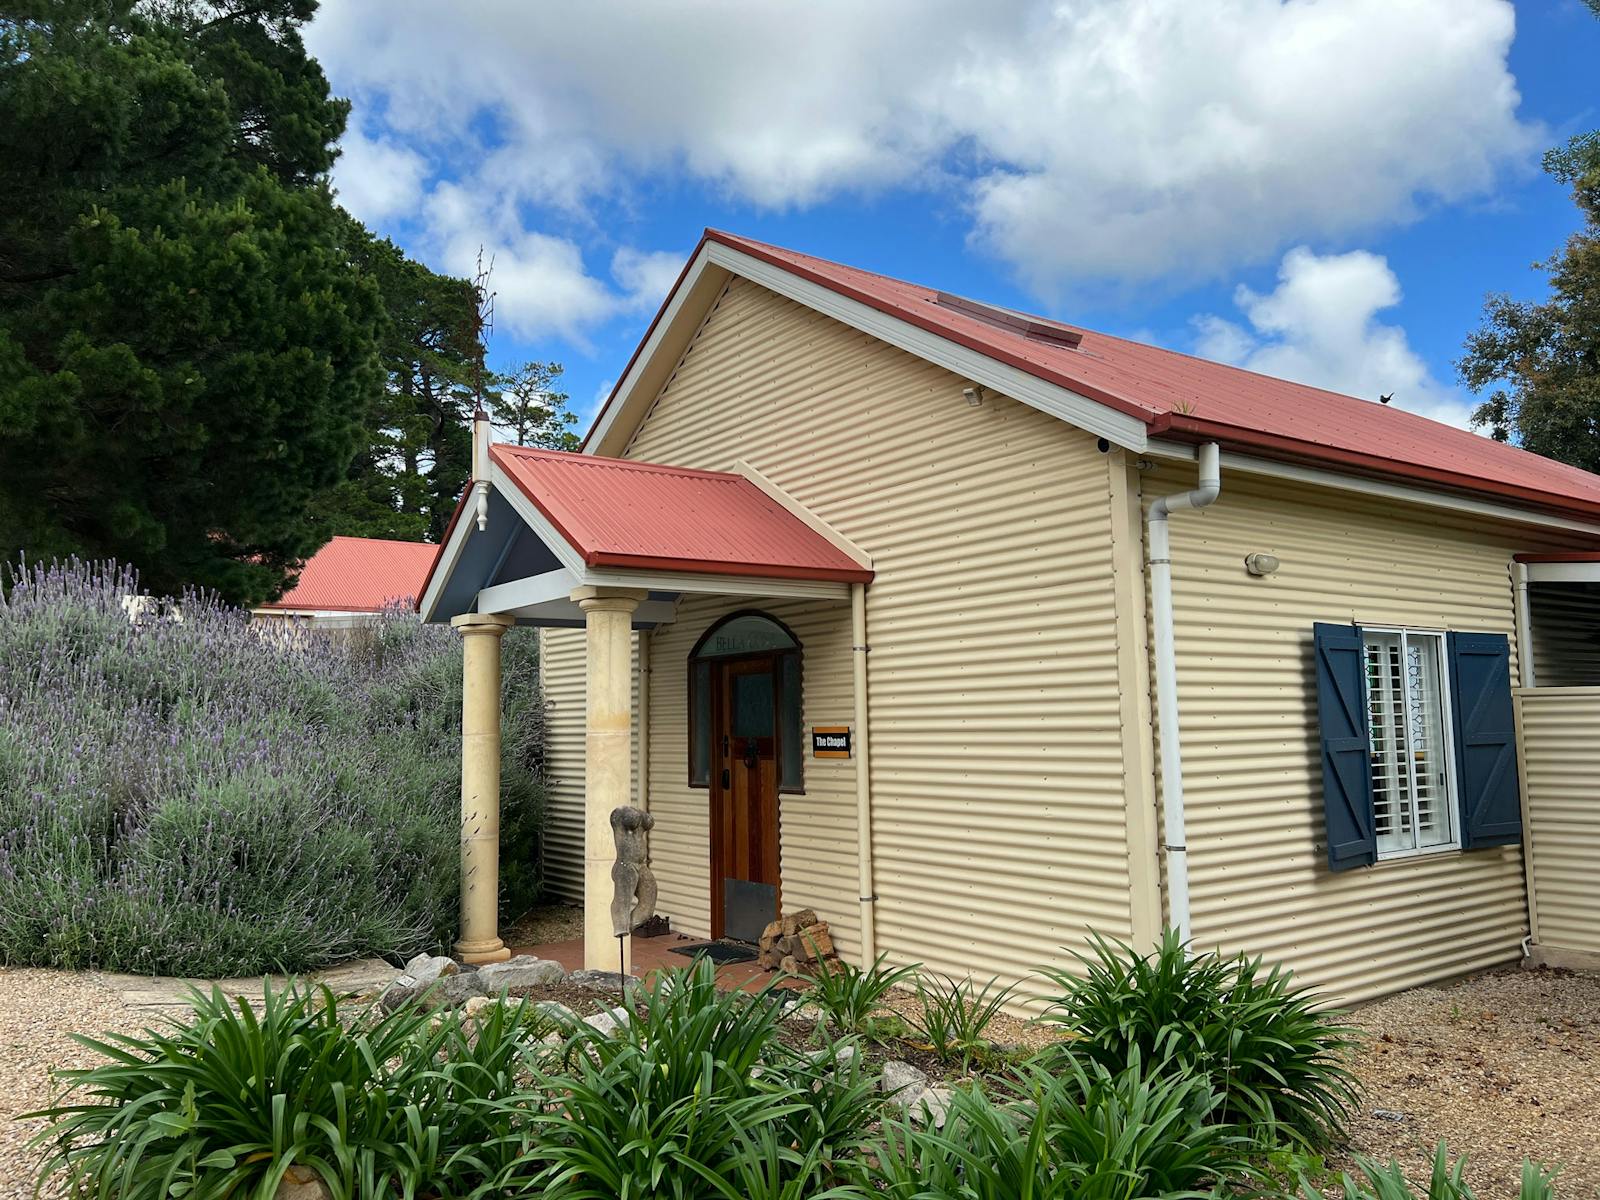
(496, 442), (754, 484)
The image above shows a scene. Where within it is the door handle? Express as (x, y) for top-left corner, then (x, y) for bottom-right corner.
(720, 768), (730, 788)
(744, 740), (758, 769)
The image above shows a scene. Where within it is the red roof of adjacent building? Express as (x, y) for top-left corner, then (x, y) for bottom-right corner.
(259, 536), (439, 613)
(491, 444), (872, 583)
(662, 230), (1600, 523)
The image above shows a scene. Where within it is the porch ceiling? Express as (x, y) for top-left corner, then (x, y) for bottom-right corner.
(419, 447), (871, 626)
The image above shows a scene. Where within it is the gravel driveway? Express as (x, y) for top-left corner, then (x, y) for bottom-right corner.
(1, 962), (1594, 1197)
(1343, 965), (1599, 1194)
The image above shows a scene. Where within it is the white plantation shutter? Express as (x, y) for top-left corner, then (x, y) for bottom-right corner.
(1362, 630), (1457, 856)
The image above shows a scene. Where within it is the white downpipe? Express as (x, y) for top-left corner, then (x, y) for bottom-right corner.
(850, 582), (878, 961)
(1513, 562), (1535, 688)
(1147, 442), (1221, 945)
(636, 630), (650, 811)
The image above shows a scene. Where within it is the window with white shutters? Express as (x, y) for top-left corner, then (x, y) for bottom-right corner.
(1362, 628), (1459, 858)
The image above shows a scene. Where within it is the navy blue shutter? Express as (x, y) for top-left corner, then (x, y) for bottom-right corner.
(1314, 623), (1377, 871)
(1447, 632), (1522, 848)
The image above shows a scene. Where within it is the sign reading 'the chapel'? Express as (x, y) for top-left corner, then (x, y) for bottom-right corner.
(812, 726), (851, 758)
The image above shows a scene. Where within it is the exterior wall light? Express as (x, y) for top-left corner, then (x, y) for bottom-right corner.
(963, 385), (985, 406)
(1244, 552), (1280, 576)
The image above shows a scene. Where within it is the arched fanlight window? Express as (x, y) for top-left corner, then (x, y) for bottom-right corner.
(689, 611), (804, 794)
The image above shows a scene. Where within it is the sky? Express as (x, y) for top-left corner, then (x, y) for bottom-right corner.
(304, 0), (1600, 435)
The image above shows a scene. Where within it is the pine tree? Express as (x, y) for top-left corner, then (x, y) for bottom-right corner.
(0, 0), (383, 605)
(1459, 7), (1600, 470)
(493, 361), (580, 451)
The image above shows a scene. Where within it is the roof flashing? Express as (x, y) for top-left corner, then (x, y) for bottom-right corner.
(933, 291), (1083, 349)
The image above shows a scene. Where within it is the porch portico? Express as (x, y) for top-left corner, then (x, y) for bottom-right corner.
(419, 430), (873, 972)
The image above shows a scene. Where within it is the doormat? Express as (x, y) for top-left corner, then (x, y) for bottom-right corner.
(668, 940), (758, 966)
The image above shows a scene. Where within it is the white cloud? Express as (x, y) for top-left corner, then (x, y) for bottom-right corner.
(422, 184), (612, 344)
(1193, 247), (1477, 430)
(611, 247), (685, 313)
(307, 0), (1538, 294)
(330, 124), (429, 223)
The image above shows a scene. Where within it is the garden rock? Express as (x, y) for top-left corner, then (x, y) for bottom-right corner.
(403, 954), (459, 988)
(910, 1086), (954, 1129)
(784, 1000), (825, 1025)
(477, 955), (566, 991)
(807, 1044), (858, 1070)
(275, 1165), (331, 1200)
(420, 971), (488, 1010)
(880, 1060), (928, 1103)
(567, 969), (637, 992)
(583, 1005), (632, 1036)
(462, 995), (495, 1019)
(378, 975), (418, 1013)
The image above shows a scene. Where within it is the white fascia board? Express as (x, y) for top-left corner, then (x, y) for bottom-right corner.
(586, 567), (850, 601)
(417, 500), (478, 623)
(586, 250), (720, 454)
(477, 568), (581, 615)
(731, 458), (872, 569)
(1144, 438), (1600, 541)
(1523, 561), (1600, 583)
(703, 242), (1149, 451)
(587, 241), (1150, 455)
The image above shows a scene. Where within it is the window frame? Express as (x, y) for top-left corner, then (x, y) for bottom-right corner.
(687, 610), (806, 795)
(1359, 624), (1463, 862)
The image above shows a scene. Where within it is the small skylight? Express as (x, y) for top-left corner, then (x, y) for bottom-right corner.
(933, 291), (1083, 348)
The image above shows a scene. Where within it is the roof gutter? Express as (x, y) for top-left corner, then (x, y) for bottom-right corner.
(1146, 442), (1221, 945)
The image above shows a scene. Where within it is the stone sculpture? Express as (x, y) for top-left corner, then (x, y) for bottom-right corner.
(610, 805), (657, 936)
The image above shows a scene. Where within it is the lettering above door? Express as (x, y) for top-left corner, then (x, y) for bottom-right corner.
(812, 726), (851, 758)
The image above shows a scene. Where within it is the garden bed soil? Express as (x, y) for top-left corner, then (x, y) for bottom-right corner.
(501, 902), (585, 947)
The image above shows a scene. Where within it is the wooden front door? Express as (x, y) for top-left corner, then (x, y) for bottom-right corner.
(710, 654), (781, 940)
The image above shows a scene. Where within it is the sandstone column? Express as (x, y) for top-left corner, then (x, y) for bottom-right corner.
(451, 612), (515, 964)
(573, 587), (646, 972)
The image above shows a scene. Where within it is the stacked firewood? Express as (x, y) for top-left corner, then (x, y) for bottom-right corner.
(757, 908), (835, 973)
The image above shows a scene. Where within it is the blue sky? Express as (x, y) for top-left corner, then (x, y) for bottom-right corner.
(305, 0), (1600, 435)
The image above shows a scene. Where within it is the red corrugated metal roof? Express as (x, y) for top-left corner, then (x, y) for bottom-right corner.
(492, 444), (871, 582)
(678, 230), (1600, 523)
(259, 536), (439, 613)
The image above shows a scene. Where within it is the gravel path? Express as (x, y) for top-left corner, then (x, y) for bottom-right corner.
(1343, 965), (1599, 1195)
(0, 969), (157, 1198)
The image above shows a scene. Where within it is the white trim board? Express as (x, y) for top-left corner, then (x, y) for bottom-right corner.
(1144, 439), (1600, 542)
(1522, 561), (1600, 584)
(732, 459), (872, 569)
(585, 240), (1150, 455)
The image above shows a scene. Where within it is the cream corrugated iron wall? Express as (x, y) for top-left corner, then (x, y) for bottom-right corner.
(621, 277), (1136, 996)
(1146, 463), (1590, 1004)
(1527, 585), (1600, 686)
(641, 595), (860, 956)
(537, 626), (638, 904)
(1517, 687), (1600, 958)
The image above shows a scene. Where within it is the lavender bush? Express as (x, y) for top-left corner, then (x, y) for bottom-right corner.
(0, 559), (546, 977)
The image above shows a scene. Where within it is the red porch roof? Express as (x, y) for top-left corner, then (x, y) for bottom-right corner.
(604, 231), (1600, 523)
(491, 445), (871, 583)
(259, 536), (438, 613)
